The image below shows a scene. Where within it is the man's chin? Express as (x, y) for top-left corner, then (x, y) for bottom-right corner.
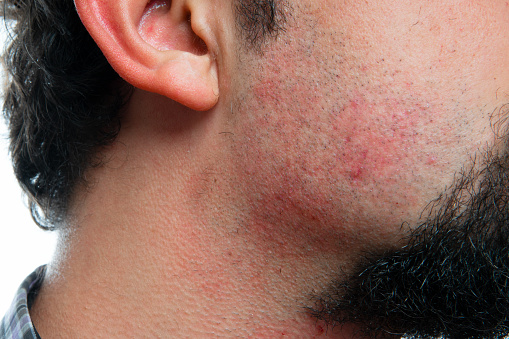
(309, 149), (509, 339)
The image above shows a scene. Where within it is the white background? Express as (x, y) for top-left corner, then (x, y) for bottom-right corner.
(0, 120), (57, 316)
(0, 27), (57, 316)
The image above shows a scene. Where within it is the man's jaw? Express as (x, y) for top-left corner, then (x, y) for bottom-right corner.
(309, 147), (509, 339)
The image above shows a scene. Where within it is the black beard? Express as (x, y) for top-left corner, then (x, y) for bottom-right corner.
(309, 145), (509, 339)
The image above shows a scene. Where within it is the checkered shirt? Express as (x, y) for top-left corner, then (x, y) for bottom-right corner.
(0, 266), (45, 339)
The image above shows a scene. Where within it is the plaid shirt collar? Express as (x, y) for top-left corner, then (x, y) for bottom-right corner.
(1, 266), (45, 339)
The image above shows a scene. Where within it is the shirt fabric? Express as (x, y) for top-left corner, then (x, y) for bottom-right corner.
(0, 266), (45, 339)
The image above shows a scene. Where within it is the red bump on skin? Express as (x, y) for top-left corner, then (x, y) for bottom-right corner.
(426, 155), (438, 165)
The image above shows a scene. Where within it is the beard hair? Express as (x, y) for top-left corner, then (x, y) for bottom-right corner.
(308, 138), (509, 339)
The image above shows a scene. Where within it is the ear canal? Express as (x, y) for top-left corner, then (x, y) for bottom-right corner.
(74, 0), (219, 111)
(138, 0), (207, 56)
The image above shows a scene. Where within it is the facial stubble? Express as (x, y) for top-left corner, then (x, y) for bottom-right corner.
(309, 134), (509, 339)
(232, 2), (509, 337)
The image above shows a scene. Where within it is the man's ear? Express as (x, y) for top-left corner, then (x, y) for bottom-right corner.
(74, 0), (219, 111)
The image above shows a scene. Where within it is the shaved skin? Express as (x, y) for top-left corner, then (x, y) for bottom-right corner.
(29, 0), (509, 338)
(228, 0), (509, 338)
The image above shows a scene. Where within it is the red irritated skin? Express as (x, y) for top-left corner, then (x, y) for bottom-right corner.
(31, 0), (509, 338)
(225, 0), (508, 257)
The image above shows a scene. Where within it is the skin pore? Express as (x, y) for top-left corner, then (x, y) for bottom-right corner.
(28, 0), (509, 338)
(230, 0), (509, 337)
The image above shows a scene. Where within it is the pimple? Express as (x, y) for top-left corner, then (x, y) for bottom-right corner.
(426, 155), (438, 165)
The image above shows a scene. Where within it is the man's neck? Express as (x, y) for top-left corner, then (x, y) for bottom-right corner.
(25, 109), (360, 339)
(29, 91), (397, 338)
(30, 211), (361, 338)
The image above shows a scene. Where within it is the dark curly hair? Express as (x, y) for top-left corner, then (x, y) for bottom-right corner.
(1, 0), (129, 230)
(1, 0), (287, 231)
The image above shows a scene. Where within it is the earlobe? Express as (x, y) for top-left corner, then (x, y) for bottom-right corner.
(74, 0), (219, 111)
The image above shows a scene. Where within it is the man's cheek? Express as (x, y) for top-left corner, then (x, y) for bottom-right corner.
(331, 93), (441, 185)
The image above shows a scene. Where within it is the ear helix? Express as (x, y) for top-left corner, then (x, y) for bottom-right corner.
(74, 0), (219, 110)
